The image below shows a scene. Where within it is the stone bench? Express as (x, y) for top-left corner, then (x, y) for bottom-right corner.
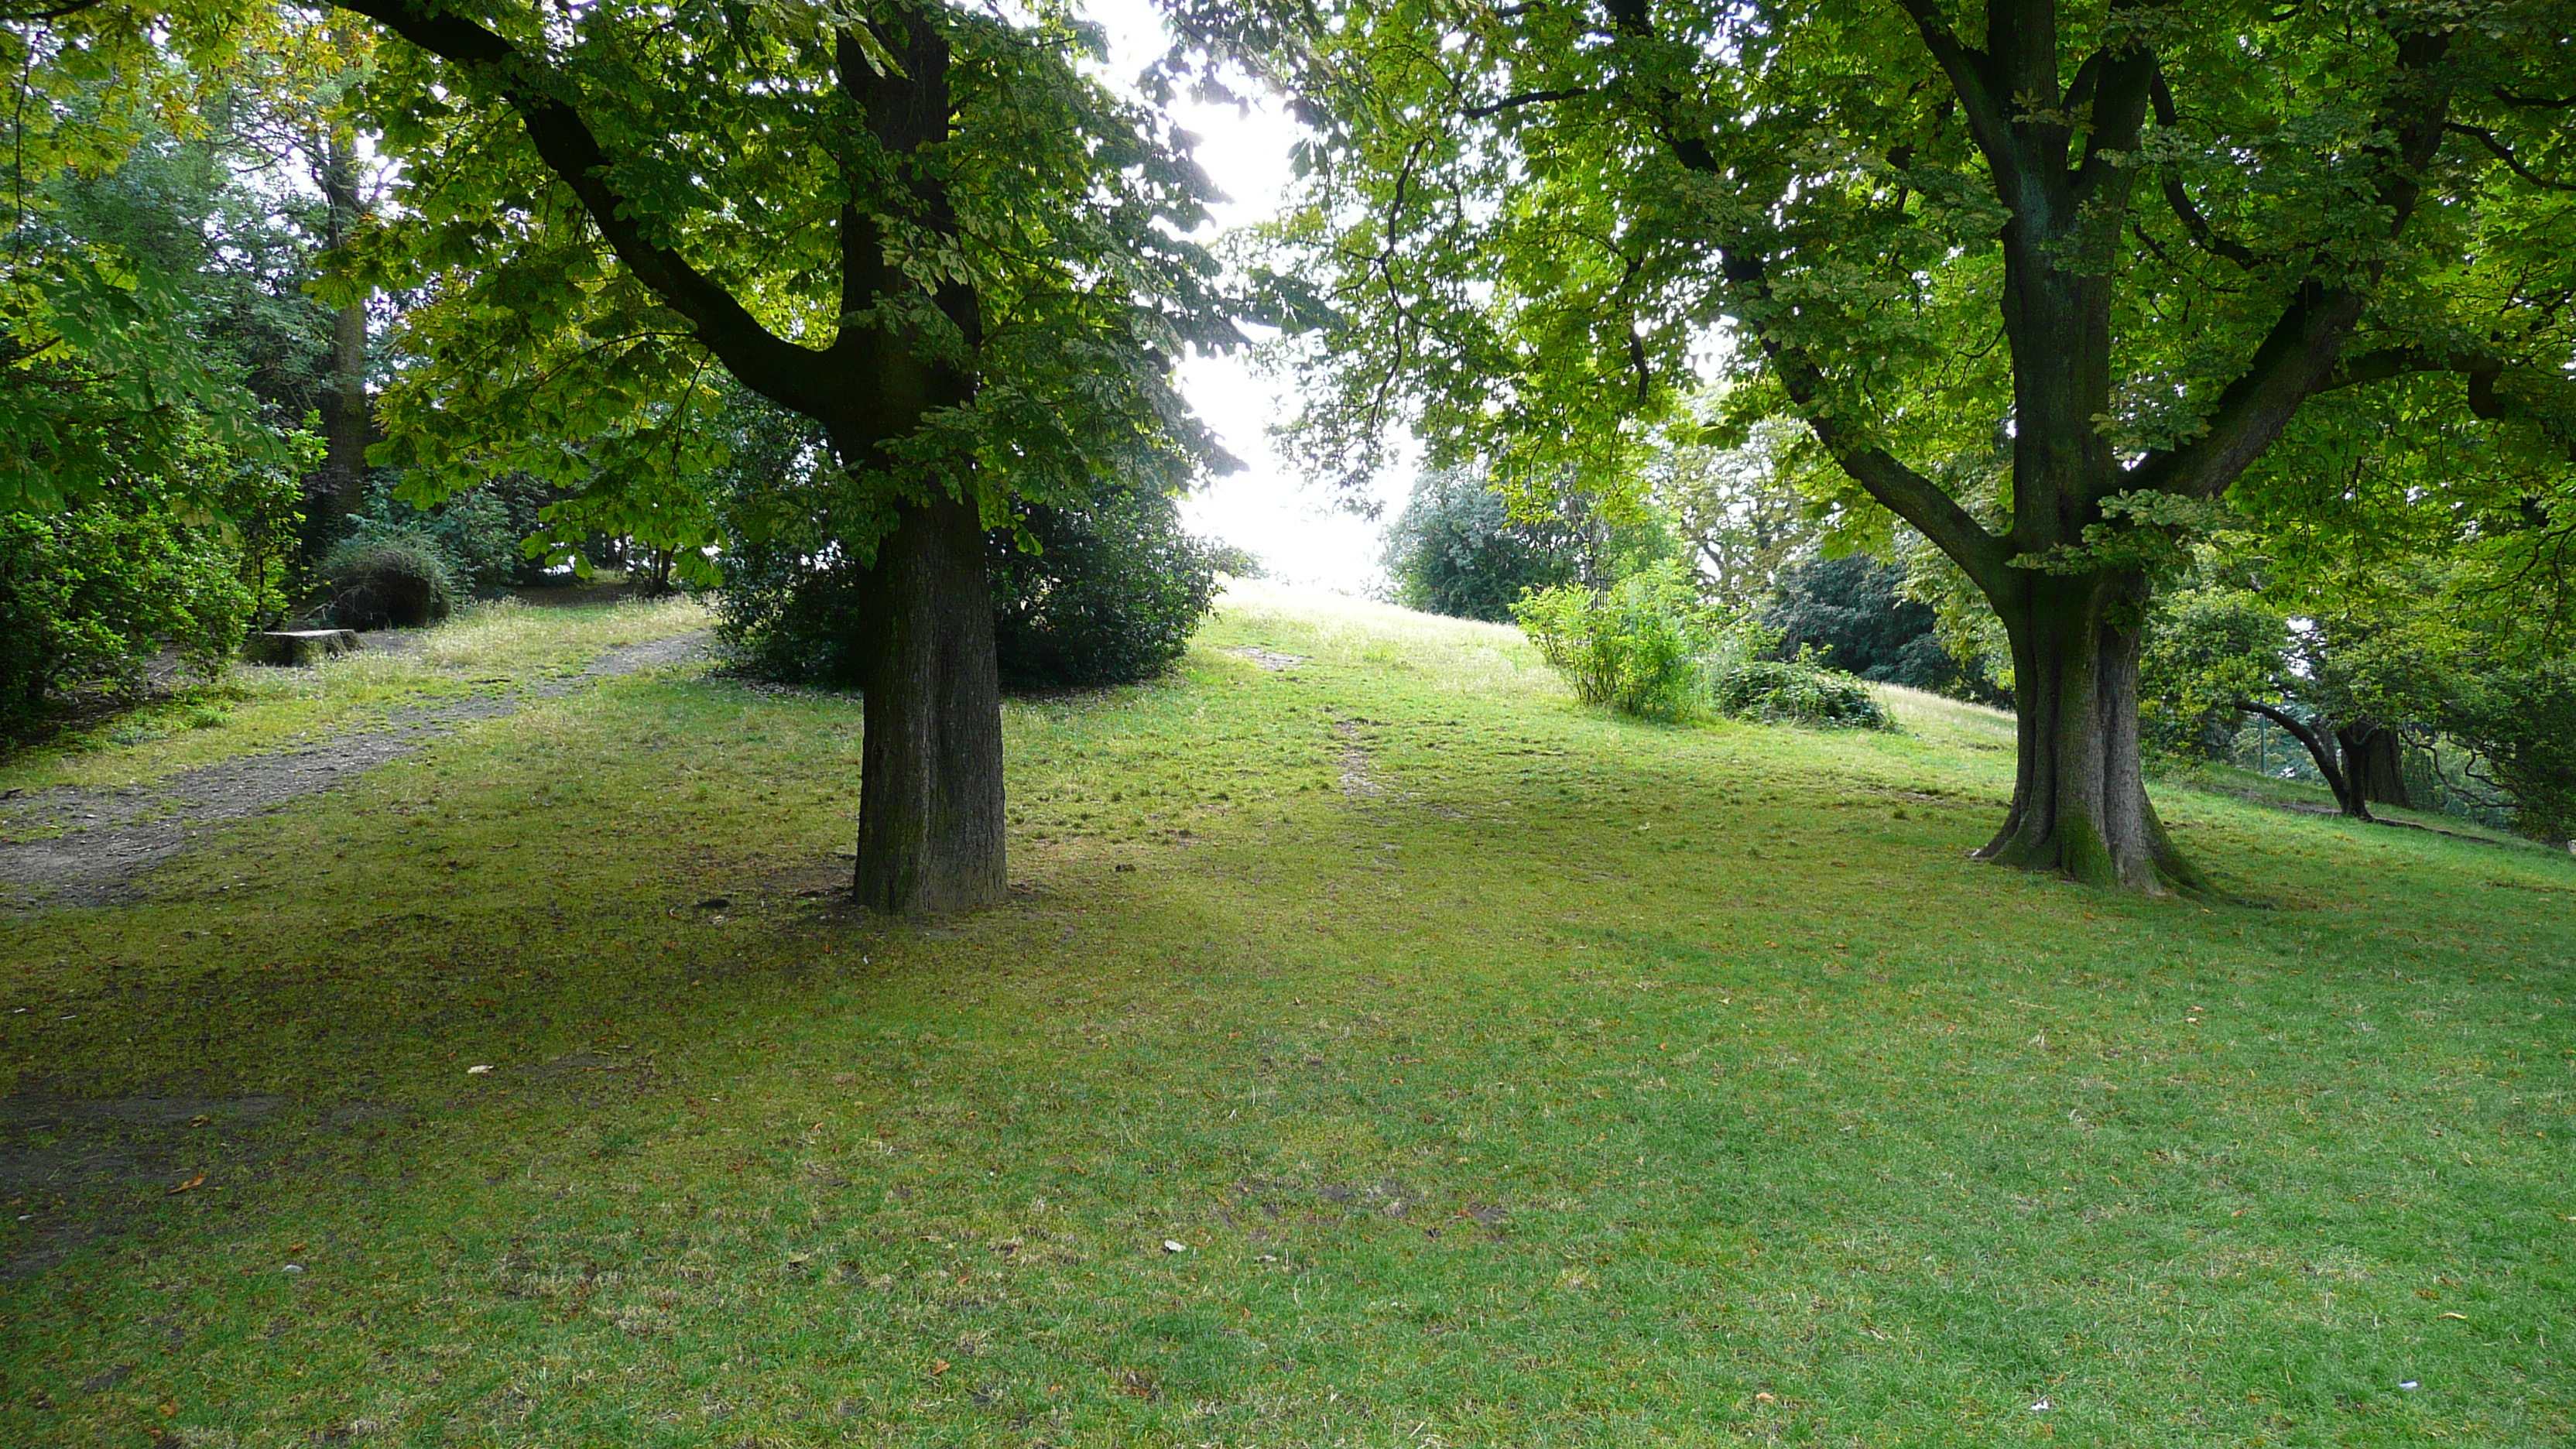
(242, 629), (362, 666)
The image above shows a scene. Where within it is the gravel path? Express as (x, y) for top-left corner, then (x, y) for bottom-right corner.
(0, 632), (708, 910)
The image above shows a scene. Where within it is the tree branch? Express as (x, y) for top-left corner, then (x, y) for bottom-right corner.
(1889, 0), (2017, 193)
(1721, 251), (2015, 598)
(2445, 122), (2576, 192)
(2129, 27), (2455, 499)
(328, 0), (824, 415)
(1462, 87), (1591, 120)
(2147, 74), (2258, 268)
(2237, 699), (2364, 818)
(2312, 344), (2576, 461)
(2072, 43), (2156, 200)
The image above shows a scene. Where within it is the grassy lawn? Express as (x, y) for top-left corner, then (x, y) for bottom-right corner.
(0, 595), (713, 799)
(2, 582), (2570, 1447)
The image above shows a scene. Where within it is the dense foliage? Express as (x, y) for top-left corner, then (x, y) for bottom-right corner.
(1512, 561), (1725, 718)
(1765, 555), (1995, 701)
(317, 536), (455, 629)
(988, 485), (1220, 690)
(718, 476), (1221, 694)
(339, 0), (1238, 567)
(340, 472), (564, 597)
(0, 472), (296, 736)
(2441, 659), (2576, 843)
(1709, 659), (1894, 731)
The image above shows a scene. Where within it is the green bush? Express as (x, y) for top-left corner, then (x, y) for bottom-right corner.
(319, 536), (457, 629)
(1709, 658), (1894, 730)
(2439, 658), (2576, 842)
(988, 484), (1219, 690)
(0, 503), (264, 739)
(338, 472), (553, 595)
(717, 478), (1219, 692)
(1512, 561), (1718, 718)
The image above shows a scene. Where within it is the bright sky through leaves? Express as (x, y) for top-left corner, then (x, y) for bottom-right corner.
(1086, 0), (1404, 592)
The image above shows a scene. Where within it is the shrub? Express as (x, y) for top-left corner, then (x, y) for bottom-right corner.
(318, 536), (457, 629)
(988, 484), (1219, 690)
(717, 478), (1219, 692)
(0, 502), (263, 740)
(1512, 561), (1718, 718)
(338, 472), (551, 595)
(1764, 554), (2000, 700)
(1709, 658), (1894, 730)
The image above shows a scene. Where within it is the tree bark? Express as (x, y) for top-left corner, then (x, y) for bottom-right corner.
(310, 132), (372, 532)
(2337, 721), (2410, 809)
(1977, 573), (2205, 894)
(851, 492), (1008, 915)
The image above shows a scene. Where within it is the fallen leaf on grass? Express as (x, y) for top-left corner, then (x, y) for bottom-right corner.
(930, 1359), (951, 1376)
(166, 1174), (205, 1195)
(2439, 1311), (2468, 1321)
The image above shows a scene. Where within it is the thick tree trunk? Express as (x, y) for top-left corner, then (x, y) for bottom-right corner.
(851, 492), (1008, 914)
(2337, 721), (2410, 809)
(1977, 574), (2207, 895)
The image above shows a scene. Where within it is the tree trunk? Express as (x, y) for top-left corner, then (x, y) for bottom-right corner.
(1977, 574), (2206, 895)
(309, 132), (372, 538)
(321, 298), (371, 514)
(2337, 721), (2410, 809)
(2239, 700), (2367, 820)
(851, 492), (1008, 915)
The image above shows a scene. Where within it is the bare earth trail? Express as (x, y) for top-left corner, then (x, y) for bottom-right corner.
(0, 632), (708, 910)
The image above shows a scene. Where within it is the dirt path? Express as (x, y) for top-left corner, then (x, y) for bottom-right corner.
(0, 633), (708, 910)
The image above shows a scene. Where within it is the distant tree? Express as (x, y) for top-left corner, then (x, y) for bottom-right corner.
(2142, 582), (2463, 822)
(1383, 467), (1672, 621)
(1648, 417), (1817, 612)
(1382, 468), (1583, 621)
(1203, 541), (1266, 579)
(1765, 555), (1996, 700)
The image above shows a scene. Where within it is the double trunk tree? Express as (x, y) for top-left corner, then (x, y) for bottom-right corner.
(333, 0), (1232, 912)
(1225, 0), (2574, 893)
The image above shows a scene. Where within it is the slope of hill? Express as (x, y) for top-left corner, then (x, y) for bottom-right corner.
(2, 583), (2567, 1446)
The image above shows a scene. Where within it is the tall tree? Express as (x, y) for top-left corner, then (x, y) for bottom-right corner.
(326, 0), (1238, 912)
(1192, 0), (2576, 893)
(230, 17), (385, 536)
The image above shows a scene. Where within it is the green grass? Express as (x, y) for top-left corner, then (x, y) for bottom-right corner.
(0, 596), (711, 796)
(2, 582), (2570, 1447)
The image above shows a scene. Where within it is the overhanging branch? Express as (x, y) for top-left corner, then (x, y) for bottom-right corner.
(2150, 74), (2257, 268)
(329, 0), (824, 415)
(1462, 87), (1591, 120)
(2445, 122), (2576, 192)
(2127, 28), (2455, 499)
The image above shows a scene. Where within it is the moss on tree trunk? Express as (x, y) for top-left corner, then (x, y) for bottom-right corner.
(1981, 574), (2207, 896)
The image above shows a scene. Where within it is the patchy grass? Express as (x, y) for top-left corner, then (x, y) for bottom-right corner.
(0, 598), (711, 795)
(2, 584), (2570, 1447)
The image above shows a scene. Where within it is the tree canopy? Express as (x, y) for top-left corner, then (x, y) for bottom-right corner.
(1180, 0), (2576, 892)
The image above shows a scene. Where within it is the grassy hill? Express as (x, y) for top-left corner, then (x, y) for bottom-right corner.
(2, 583), (2569, 1446)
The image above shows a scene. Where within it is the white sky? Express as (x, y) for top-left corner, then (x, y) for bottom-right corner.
(1084, 0), (1406, 594)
